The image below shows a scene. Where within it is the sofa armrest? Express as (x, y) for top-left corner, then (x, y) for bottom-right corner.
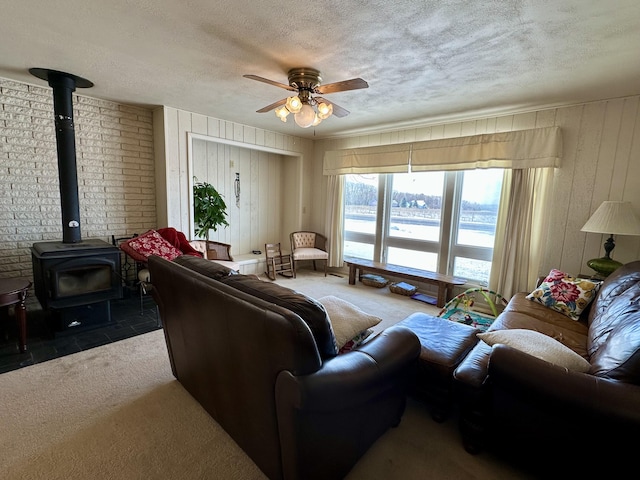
(488, 344), (640, 426)
(276, 325), (419, 410)
(275, 325), (419, 480)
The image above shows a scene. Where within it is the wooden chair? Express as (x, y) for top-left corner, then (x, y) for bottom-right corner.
(264, 243), (293, 280)
(189, 240), (240, 272)
(290, 231), (329, 278)
(189, 240), (231, 260)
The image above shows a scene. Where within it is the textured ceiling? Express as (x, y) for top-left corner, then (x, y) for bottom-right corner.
(2, 0), (640, 139)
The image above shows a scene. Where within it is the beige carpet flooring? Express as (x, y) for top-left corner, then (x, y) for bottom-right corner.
(0, 269), (539, 479)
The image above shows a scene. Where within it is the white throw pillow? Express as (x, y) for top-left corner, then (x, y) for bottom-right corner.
(318, 295), (382, 349)
(477, 329), (591, 372)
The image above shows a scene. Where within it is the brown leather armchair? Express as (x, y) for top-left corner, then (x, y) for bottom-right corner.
(453, 261), (640, 469)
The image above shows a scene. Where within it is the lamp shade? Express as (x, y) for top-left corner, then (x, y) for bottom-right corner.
(285, 96), (302, 113)
(581, 201), (640, 235)
(275, 105), (290, 121)
(317, 102), (333, 119)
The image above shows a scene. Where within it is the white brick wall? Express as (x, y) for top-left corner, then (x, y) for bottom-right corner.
(0, 76), (156, 280)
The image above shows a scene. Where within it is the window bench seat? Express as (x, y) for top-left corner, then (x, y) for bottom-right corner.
(343, 256), (467, 307)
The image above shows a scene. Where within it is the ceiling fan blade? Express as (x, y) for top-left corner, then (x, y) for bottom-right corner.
(256, 98), (287, 113)
(243, 74), (296, 92)
(315, 97), (350, 118)
(315, 78), (369, 94)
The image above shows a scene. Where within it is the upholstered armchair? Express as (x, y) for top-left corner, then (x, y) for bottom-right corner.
(290, 231), (329, 278)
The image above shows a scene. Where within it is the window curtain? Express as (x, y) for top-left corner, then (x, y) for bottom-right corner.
(489, 167), (553, 299)
(324, 175), (344, 267)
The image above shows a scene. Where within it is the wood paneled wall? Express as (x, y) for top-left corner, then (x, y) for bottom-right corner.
(191, 138), (295, 254)
(154, 107), (314, 254)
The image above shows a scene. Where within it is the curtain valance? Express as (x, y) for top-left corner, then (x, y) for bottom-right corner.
(410, 126), (561, 171)
(322, 143), (411, 175)
(323, 126), (562, 175)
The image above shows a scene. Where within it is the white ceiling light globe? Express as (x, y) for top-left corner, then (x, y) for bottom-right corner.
(294, 104), (316, 128)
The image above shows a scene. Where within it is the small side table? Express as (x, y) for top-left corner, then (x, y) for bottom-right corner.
(0, 278), (32, 353)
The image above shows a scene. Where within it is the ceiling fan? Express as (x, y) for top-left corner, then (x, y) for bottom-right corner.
(243, 67), (368, 128)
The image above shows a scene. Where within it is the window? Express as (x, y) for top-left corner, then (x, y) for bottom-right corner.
(343, 174), (379, 260)
(343, 169), (503, 284)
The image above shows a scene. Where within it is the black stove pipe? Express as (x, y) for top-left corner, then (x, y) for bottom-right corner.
(29, 68), (94, 244)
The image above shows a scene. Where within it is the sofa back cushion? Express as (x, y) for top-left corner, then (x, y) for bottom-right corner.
(588, 261), (640, 383)
(173, 254), (237, 280)
(220, 274), (339, 359)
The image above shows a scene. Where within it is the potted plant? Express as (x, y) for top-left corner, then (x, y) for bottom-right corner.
(193, 178), (229, 241)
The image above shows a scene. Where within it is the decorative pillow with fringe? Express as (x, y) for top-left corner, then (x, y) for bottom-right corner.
(120, 230), (182, 263)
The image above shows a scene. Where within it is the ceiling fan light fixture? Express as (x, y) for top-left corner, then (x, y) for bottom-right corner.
(294, 104), (316, 128)
(285, 96), (302, 113)
(245, 68), (369, 127)
(317, 102), (333, 119)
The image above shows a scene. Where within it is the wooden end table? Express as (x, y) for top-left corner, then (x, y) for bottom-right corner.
(0, 278), (32, 353)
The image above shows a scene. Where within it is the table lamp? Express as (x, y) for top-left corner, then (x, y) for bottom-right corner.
(581, 201), (640, 277)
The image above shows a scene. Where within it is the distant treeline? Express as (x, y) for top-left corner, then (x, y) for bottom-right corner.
(345, 181), (498, 212)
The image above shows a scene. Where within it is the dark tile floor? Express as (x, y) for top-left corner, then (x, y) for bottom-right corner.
(0, 287), (160, 375)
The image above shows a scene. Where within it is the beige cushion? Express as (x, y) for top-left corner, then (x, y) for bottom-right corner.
(318, 295), (382, 349)
(478, 329), (591, 372)
(292, 232), (318, 248)
(292, 247), (328, 261)
(138, 268), (150, 283)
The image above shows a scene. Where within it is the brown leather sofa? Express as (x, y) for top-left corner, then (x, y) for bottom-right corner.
(453, 261), (640, 469)
(148, 254), (420, 480)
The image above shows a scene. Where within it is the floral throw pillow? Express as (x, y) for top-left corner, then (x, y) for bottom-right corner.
(338, 328), (375, 354)
(526, 269), (601, 320)
(120, 230), (183, 263)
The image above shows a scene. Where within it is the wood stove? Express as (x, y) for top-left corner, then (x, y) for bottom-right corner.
(29, 68), (123, 331)
(31, 240), (122, 330)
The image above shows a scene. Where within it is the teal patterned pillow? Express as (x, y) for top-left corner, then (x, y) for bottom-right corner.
(526, 269), (601, 320)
